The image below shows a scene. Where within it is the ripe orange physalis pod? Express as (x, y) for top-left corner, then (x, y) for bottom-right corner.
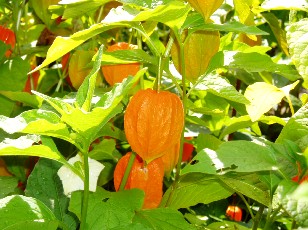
(187, 0), (224, 21)
(124, 89), (184, 163)
(0, 25), (16, 57)
(226, 205), (242, 222)
(171, 29), (220, 83)
(160, 142), (180, 176)
(68, 50), (102, 89)
(101, 42), (140, 86)
(114, 152), (164, 209)
(23, 65), (40, 93)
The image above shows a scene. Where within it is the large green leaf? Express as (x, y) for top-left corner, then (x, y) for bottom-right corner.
(219, 172), (271, 206)
(193, 51), (300, 89)
(25, 158), (78, 230)
(0, 58), (29, 116)
(0, 195), (58, 230)
(133, 208), (195, 230)
(0, 91), (43, 108)
(161, 173), (232, 209)
(276, 103), (308, 151)
(287, 18), (308, 88)
(182, 140), (276, 175)
(69, 188), (144, 229)
(194, 73), (249, 104)
(0, 109), (74, 145)
(61, 0), (107, 19)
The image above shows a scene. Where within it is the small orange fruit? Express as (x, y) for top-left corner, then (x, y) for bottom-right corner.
(23, 65), (40, 93)
(114, 152), (164, 209)
(101, 42), (140, 86)
(0, 25), (16, 57)
(226, 205), (242, 222)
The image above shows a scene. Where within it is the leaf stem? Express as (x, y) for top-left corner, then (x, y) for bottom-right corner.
(119, 152), (136, 191)
(237, 192), (255, 219)
(252, 205), (265, 230)
(137, 31), (144, 90)
(175, 40), (187, 181)
(80, 152), (90, 230)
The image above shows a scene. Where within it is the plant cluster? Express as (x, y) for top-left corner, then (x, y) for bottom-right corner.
(0, 0), (308, 230)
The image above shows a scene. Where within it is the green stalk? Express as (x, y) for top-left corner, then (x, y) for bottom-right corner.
(237, 192), (255, 219)
(80, 152), (90, 230)
(155, 56), (163, 92)
(137, 31), (144, 90)
(175, 41), (187, 180)
(119, 152), (137, 191)
(252, 205), (265, 230)
(264, 205), (282, 230)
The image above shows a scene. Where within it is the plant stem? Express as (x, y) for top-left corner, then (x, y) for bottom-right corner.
(175, 41), (187, 181)
(119, 152), (137, 191)
(137, 31), (144, 90)
(237, 192), (255, 219)
(155, 56), (163, 92)
(264, 205), (282, 230)
(80, 152), (90, 230)
(252, 205), (265, 230)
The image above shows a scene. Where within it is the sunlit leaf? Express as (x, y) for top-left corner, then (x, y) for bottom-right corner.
(287, 18), (308, 88)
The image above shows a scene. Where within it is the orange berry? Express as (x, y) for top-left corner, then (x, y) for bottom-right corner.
(101, 42), (140, 86)
(114, 152), (164, 209)
(23, 65), (40, 93)
(0, 26), (15, 57)
(182, 137), (194, 162)
(124, 89), (184, 163)
(226, 205), (242, 222)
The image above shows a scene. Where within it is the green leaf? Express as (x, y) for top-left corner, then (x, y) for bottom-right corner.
(260, 0), (308, 12)
(61, 0), (107, 19)
(0, 176), (18, 199)
(133, 1), (190, 30)
(161, 173), (232, 209)
(219, 115), (254, 139)
(244, 82), (285, 122)
(0, 195), (58, 230)
(196, 133), (223, 152)
(0, 135), (67, 165)
(193, 73), (250, 104)
(25, 158), (78, 230)
(262, 12), (289, 56)
(89, 138), (119, 161)
(184, 15), (268, 35)
(287, 18), (308, 88)
(276, 180), (308, 227)
(134, 208), (195, 230)
(75, 44), (105, 111)
(120, 0), (173, 9)
(0, 91), (43, 108)
(69, 188), (144, 229)
(219, 172), (271, 206)
(202, 51), (300, 83)
(182, 141), (276, 175)
(276, 103), (308, 151)
(0, 109), (73, 145)
(207, 221), (251, 229)
(0, 58), (29, 116)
